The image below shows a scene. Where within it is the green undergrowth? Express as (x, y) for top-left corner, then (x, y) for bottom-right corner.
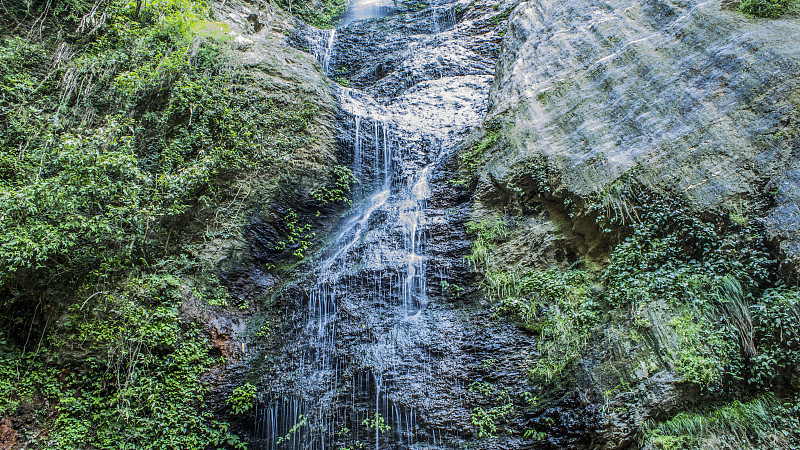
(739, 0), (797, 18)
(600, 194), (797, 394)
(226, 383), (257, 415)
(311, 164), (358, 206)
(468, 381), (513, 438)
(641, 394), (800, 449)
(0, 0), (340, 446)
(466, 220), (600, 383)
(273, 0), (348, 28)
(468, 179), (800, 442)
(0, 270), (245, 449)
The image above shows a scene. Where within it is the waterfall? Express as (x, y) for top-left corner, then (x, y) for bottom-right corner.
(309, 28), (336, 75)
(252, 0), (498, 447)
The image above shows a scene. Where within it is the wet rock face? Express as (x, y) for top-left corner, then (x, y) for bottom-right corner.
(601, 371), (697, 448)
(487, 0), (800, 274)
(234, 0), (561, 447)
(330, 4), (500, 102)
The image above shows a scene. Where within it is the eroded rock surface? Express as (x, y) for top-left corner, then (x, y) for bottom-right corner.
(486, 0), (800, 274)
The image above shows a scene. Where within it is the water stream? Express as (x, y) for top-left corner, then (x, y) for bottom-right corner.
(251, 0), (498, 447)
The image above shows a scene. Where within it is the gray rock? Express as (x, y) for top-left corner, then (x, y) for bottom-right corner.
(485, 0), (800, 274)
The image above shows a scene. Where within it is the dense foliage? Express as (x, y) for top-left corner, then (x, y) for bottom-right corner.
(276, 0), (348, 28)
(739, 0), (794, 17)
(0, 0), (333, 446)
(465, 181), (800, 445)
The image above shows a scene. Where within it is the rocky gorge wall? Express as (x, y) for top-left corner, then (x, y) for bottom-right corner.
(463, 0), (800, 447)
(3, 0), (798, 446)
(216, 0), (800, 447)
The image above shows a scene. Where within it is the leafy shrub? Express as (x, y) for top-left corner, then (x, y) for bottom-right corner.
(604, 195), (773, 310)
(311, 164), (357, 205)
(471, 388), (513, 438)
(748, 287), (800, 389)
(740, 0), (792, 17)
(227, 383), (257, 414)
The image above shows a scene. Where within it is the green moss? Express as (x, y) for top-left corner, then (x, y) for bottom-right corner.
(451, 131), (500, 186)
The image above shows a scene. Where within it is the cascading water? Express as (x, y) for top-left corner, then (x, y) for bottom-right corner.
(252, 0), (502, 448)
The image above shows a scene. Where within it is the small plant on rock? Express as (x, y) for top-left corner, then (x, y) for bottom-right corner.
(226, 383), (257, 414)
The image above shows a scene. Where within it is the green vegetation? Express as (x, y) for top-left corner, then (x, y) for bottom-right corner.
(0, 0), (331, 446)
(275, 209), (315, 259)
(399, 0), (430, 12)
(468, 171), (800, 443)
(748, 287), (800, 389)
(362, 412), (391, 433)
(274, 0), (348, 28)
(603, 195), (772, 311)
(740, 0), (793, 17)
(466, 219), (599, 382)
(641, 394), (798, 449)
(488, 8), (512, 26)
(670, 310), (736, 388)
(311, 164), (357, 205)
(227, 382), (257, 414)
(277, 414), (308, 444)
(470, 386), (513, 438)
(337, 413), (390, 450)
(334, 75), (350, 86)
(464, 219), (508, 270)
(0, 282), (246, 448)
(452, 131), (499, 186)
(598, 194), (794, 394)
(441, 279), (465, 298)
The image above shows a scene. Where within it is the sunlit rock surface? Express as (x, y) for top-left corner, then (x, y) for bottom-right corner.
(486, 0), (800, 274)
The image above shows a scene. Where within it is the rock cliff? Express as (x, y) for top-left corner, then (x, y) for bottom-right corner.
(485, 0), (800, 276)
(466, 0), (800, 446)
